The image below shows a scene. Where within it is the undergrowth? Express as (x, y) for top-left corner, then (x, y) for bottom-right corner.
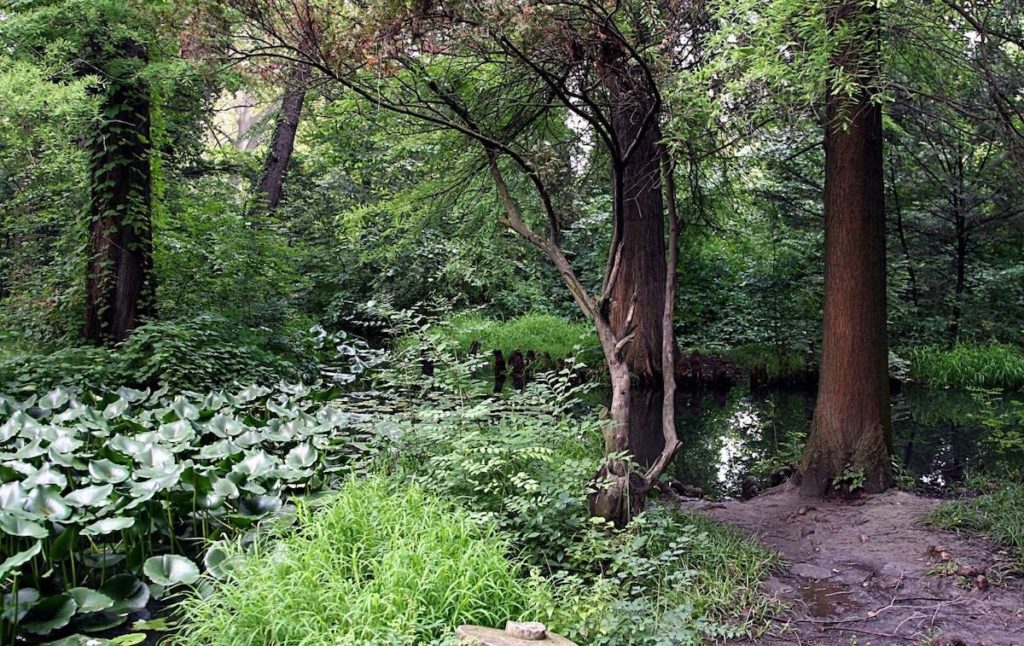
(421, 312), (600, 362)
(723, 343), (811, 381)
(908, 343), (1024, 389)
(175, 336), (780, 645)
(926, 482), (1024, 570)
(174, 478), (553, 645)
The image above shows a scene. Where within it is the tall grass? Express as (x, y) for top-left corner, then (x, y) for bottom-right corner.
(422, 312), (601, 362)
(723, 343), (810, 381)
(926, 482), (1024, 570)
(908, 343), (1024, 389)
(174, 478), (553, 645)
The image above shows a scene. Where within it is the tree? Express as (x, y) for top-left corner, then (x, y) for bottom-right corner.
(224, 0), (702, 524)
(82, 35), (156, 342)
(798, 0), (893, 495)
(251, 65), (309, 215)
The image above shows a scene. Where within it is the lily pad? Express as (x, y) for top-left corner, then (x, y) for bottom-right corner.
(143, 555), (199, 587)
(23, 486), (72, 521)
(1, 588), (39, 622)
(81, 517), (135, 536)
(21, 593), (78, 635)
(68, 587), (115, 613)
(285, 443), (318, 469)
(0, 541), (42, 579)
(0, 515), (49, 539)
(66, 483), (114, 508)
(99, 574), (150, 612)
(88, 459), (131, 484)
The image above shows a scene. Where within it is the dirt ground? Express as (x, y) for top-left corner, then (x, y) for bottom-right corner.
(678, 486), (1024, 645)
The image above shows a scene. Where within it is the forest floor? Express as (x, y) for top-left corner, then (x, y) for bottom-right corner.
(678, 487), (1024, 646)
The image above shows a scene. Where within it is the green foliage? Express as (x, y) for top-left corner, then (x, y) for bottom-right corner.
(432, 312), (600, 362)
(174, 478), (554, 645)
(926, 483), (1024, 570)
(723, 343), (812, 381)
(0, 317), (297, 393)
(908, 344), (1024, 389)
(380, 342), (779, 644)
(0, 381), (379, 641)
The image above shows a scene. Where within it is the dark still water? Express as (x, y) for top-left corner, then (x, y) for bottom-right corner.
(628, 385), (1024, 499)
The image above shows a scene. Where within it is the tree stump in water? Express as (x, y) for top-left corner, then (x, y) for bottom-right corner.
(509, 349), (526, 390)
(493, 349), (506, 393)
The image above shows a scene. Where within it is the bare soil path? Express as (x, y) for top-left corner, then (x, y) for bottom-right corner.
(679, 487), (1024, 645)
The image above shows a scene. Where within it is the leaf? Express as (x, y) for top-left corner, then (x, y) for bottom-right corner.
(206, 414), (245, 438)
(88, 459), (131, 484)
(111, 634), (148, 646)
(99, 574), (150, 612)
(66, 483), (114, 508)
(116, 386), (150, 403)
(21, 593), (77, 634)
(39, 387), (71, 410)
(82, 517), (135, 536)
(49, 526), (79, 561)
(143, 555), (199, 586)
(68, 587), (115, 613)
(2, 588), (39, 622)
(171, 398), (200, 421)
(0, 515), (49, 539)
(103, 398), (130, 419)
(22, 486), (72, 521)
(157, 419), (195, 444)
(233, 450), (277, 478)
(285, 443), (318, 469)
(0, 541), (41, 579)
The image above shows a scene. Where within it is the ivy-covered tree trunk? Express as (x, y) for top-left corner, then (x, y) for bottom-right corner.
(799, 0), (893, 496)
(84, 40), (155, 343)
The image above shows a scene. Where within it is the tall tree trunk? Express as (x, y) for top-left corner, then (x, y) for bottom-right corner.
(949, 165), (968, 344)
(84, 40), (155, 343)
(252, 65), (309, 216)
(887, 147), (919, 307)
(799, 0), (893, 496)
(601, 48), (669, 383)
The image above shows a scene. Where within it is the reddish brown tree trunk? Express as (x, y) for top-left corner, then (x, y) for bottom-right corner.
(799, 0), (893, 496)
(253, 65), (308, 215)
(604, 61), (668, 383)
(84, 41), (155, 343)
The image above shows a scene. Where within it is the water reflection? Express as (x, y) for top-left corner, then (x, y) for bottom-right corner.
(652, 385), (1023, 499)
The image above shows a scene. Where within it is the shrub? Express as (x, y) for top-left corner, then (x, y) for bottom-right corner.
(174, 478), (554, 646)
(908, 343), (1024, 389)
(0, 317), (300, 393)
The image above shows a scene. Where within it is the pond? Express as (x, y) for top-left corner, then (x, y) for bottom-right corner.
(660, 384), (1024, 499)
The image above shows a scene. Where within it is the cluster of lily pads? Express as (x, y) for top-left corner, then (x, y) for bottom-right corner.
(0, 383), (382, 644)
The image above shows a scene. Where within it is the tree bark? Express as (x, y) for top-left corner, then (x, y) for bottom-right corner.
(799, 0), (893, 496)
(601, 46), (669, 383)
(252, 65), (309, 216)
(84, 40), (155, 343)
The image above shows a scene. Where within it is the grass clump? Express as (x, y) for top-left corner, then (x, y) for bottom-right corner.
(175, 477), (553, 646)
(439, 312), (599, 361)
(926, 482), (1024, 570)
(908, 343), (1024, 389)
(723, 343), (811, 381)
